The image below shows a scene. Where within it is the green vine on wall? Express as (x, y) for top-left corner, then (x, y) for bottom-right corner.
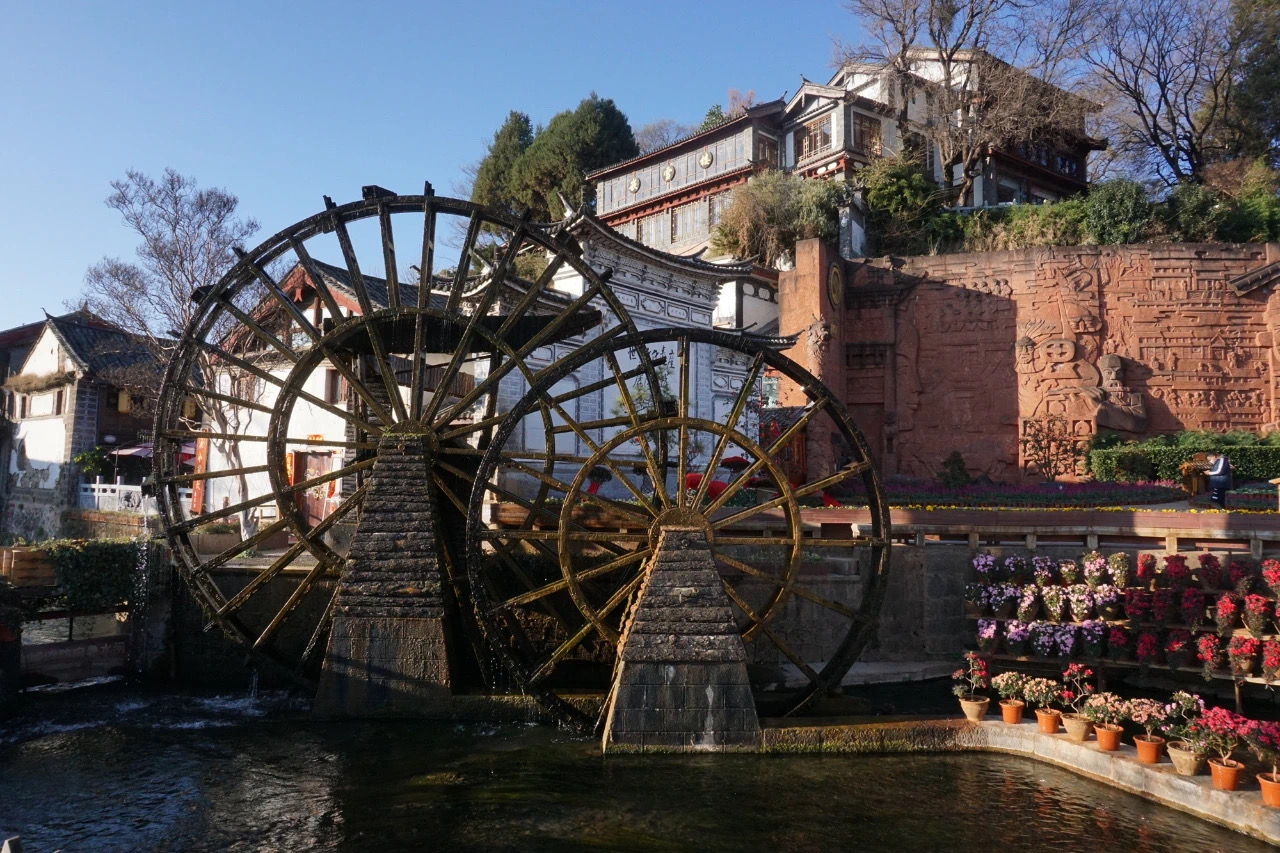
(38, 538), (164, 610)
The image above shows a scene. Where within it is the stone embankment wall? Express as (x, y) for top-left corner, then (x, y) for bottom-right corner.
(778, 240), (1280, 480)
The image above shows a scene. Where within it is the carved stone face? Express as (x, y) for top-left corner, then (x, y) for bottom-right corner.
(1098, 354), (1124, 389)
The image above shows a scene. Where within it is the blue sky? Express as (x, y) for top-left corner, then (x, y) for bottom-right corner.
(0, 0), (859, 329)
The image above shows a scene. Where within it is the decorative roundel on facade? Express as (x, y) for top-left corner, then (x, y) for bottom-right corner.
(698, 150), (714, 169)
(627, 177), (640, 194)
(827, 262), (843, 307)
(661, 164), (676, 182)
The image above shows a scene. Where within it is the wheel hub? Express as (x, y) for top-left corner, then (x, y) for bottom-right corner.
(648, 505), (713, 551)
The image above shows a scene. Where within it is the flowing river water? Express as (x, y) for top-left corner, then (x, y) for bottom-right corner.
(0, 684), (1269, 852)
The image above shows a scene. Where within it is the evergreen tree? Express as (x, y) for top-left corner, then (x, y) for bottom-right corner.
(698, 104), (728, 131)
(469, 94), (638, 221)
(470, 111), (534, 211)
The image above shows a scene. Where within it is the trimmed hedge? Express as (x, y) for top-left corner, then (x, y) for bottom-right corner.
(1090, 446), (1280, 483)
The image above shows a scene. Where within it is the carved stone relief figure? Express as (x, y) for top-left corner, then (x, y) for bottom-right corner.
(1095, 354), (1148, 433)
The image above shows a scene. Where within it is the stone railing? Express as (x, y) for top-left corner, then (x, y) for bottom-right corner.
(77, 479), (191, 514)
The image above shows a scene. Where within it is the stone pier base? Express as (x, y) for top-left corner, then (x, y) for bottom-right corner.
(602, 526), (760, 752)
(312, 427), (458, 718)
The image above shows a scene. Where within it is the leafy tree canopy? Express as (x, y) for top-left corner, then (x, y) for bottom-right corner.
(711, 171), (852, 266)
(470, 94), (638, 220)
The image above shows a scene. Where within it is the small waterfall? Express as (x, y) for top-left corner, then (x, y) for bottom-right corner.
(248, 668), (259, 701)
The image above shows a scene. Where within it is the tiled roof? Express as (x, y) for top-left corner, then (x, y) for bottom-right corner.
(46, 311), (161, 379)
(308, 258), (575, 311)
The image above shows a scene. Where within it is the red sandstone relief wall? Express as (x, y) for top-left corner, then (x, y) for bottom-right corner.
(782, 241), (1280, 482)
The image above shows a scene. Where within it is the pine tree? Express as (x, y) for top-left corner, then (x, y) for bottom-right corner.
(470, 111), (533, 212)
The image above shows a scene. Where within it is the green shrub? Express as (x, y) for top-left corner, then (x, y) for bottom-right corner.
(38, 538), (164, 610)
(1090, 446), (1280, 483)
(937, 451), (971, 489)
(1161, 183), (1227, 242)
(1084, 180), (1151, 245)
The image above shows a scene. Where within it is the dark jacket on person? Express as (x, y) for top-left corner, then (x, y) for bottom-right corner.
(1207, 456), (1233, 491)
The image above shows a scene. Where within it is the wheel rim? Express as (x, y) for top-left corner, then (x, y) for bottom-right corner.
(152, 188), (660, 683)
(467, 328), (891, 729)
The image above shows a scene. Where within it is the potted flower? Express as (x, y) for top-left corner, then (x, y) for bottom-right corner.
(1023, 677), (1063, 734)
(1031, 622), (1058, 659)
(1149, 588), (1175, 624)
(1179, 588), (1206, 631)
(964, 582), (986, 617)
(988, 583), (1018, 619)
(1163, 554), (1191, 588)
(1126, 698), (1171, 763)
(1162, 691), (1208, 776)
(1016, 586), (1040, 622)
(1136, 553), (1157, 588)
(1066, 585), (1094, 622)
(991, 671), (1027, 724)
(1082, 551), (1108, 589)
(1124, 588), (1150, 624)
(1247, 719), (1280, 807)
(1263, 558), (1280, 598)
(1083, 692), (1127, 751)
(1216, 593), (1240, 636)
(1032, 555), (1057, 588)
(1058, 559), (1080, 586)
(1135, 630), (1161, 673)
(1054, 623), (1078, 660)
(1192, 706), (1252, 791)
(1197, 633), (1223, 681)
(1059, 663), (1096, 742)
(1244, 594), (1271, 637)
(1198, 552), (1222, 590)
(1165, 629), (1193, 672)
(1229, 558), (1256, 594)
(1106, 626), (1131, 661)
(1004, 554), (1030, 586)
(1079, 620), (1105, 660)
(973, 552), (997, 583)
(1041, 586), (1067, 623)
(952, 651), (990, 721)
(585, 465), (613, 494)
(1094, 584), (1122, 620)
(976, 619), (999, 653)
(1229, 635), (1261, 677)
(1263, 638), (1280, 682)
(1107, 552), (1131, 589)
(1003, 620), (1030, 657)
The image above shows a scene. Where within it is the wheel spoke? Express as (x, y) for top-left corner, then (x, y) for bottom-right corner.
(493, 253), (568, 339)
(158, 429), (375, 449)
(423, 216), (529, 426)
(605, 349), (670, 509)
(378, 202), (399, 309)
(185, 385), (273, 416)
(721, 580), (820, 683)
(493, 548), (650, 611)
(192, 518), (291, 574)
(527, 572), (643, 686)
(713, 552), (860, 621)
(713, 461), (872, 530)
(288, 236), (346, 323)
(164, 464), (271, 485)
(691, 351), (765, 507)
(445, 211), (483, 314)
(299, 586), (339, 669)
(212, 295), (298, 362)
(209, 484), (366, 622)
(410, 185), (437, 419)
(252, 557), (332, 650)
(675, 335), (690, 507)
(326, 196), (409, 423)
(501, 458), (655, 522)
(705, 399), (828, 514)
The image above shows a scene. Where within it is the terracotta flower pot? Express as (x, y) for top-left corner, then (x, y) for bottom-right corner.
(1095, 723), (1123, 751)
(1000, 699), (1025, 724)
(1062, 713), (1094, 742)
(1209, 758), (1244, 791)
(959, 695), (990, 722)
(1035, 708), (1062, 734)
(1134, 734), (1166, 764)
(1258, 773), (1280, 807)
(1166, 741), (1207, 776)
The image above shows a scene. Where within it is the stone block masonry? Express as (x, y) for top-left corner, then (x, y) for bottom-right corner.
(313, 427), (455, 717)
(602, 526), (761, 752)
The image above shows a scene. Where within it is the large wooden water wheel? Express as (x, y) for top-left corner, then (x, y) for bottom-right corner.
(466, 328), (891, 728)
(152, 186), (661, 684)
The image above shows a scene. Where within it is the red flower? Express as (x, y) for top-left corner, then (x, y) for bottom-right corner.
(1245, 594), (1271, 617)
(1137, 553), (1157, 585)
(1263, 639), (1280, 671)
(1230, 635), (1261, 658)
(1150, 588), (1175, 622)
(1229, 559), (1255, 589)
(1263, 559), (1280, 588)
(1198, 553), (1223, 589)
(1136, 631), (1161, 663)
(1163, 554), (1190, 586)
(1180, 588), (1205, 628)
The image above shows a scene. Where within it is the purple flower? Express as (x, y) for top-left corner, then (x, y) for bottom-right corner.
(977, 619), (998, 639)
(1079, 619), (1105, 643)
(973, 552), (996, 578)
(1004, 620), (1031, 642)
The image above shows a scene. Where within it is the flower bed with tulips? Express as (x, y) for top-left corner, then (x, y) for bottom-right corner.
(967, 551), (1280, 685)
